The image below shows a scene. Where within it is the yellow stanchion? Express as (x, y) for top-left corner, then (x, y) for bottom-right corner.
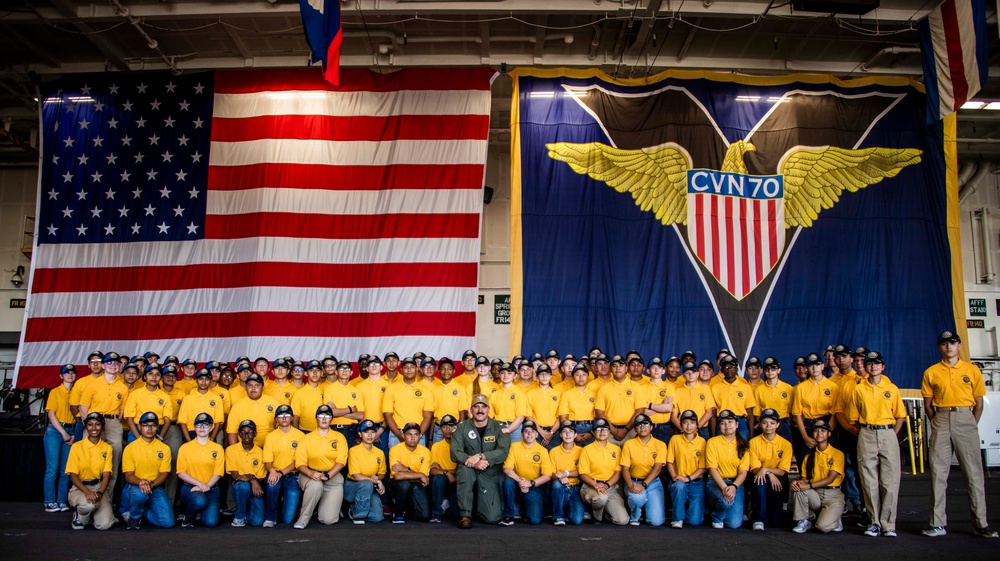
(918, 420), (925, 474)
(906, 415), (917, 475)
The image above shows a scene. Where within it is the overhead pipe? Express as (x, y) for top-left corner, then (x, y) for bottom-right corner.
(109, 0), (179, 74)
(589, 23), (603, 61)
(960, 162), (1000, 203)
(860, 46), (921, 72)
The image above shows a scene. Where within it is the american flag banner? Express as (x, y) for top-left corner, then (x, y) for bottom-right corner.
(16, 68), (496, 388)
(919, 0), (989, 121)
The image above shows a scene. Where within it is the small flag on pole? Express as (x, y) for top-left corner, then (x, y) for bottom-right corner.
(299, 0), (342, 86)
(918, 0), (989, 121)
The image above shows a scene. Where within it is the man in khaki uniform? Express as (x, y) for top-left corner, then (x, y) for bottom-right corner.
(920, 330), (997, 538)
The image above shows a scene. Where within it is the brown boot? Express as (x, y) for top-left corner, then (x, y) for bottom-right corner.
(458, 516), (472, 529)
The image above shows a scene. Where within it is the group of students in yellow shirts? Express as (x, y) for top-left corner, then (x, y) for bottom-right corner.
(43, 344), (911, 535)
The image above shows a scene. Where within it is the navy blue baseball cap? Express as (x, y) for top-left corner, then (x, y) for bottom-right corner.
(679, 410), (698, 423)
(138, 411), (160, 425)
(274, 404), (293, 418)
(401, 422), (421, 433)
(315, 405), (334, 417)
(194, 368), (212, 379)
(439, 415), (458, 426)
(102, 352), (121, 364)
(193, 413), (214, 426)
(763, 357), (780, 369)
(475, 356), (490, 367)
(865, 350), (885, 364)
(358, 419), (378, 432)
(181, 358), (197, 367)
(245, 373), (265, 385)
(759, 408), (780, 422)
(462, 350), (477, 359)
(238, 419), (257, 432)
(59, 364), (77, 375)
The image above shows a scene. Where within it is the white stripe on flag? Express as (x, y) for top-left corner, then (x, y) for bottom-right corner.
(212, 90), (492, 118)
(732, 197), (744, 298)
(28, 286), (479, 318)
(33, 238), (481, 269)
(206, 188), (483, 217)
(954, 0), (982, 98)
(208, 139), (489, 167)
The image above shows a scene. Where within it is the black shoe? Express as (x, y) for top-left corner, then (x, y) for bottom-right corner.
(126, 519), (140, 530)
(221, 508), (236, 517)
(499, 516), (514, 526)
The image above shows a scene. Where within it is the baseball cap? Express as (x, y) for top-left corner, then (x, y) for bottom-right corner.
(746, 357), (762, 368)
(475, 356), (490, 367)
(419, 357), (436, 368)
(83, 412), (105, 425)
(438, 357), (453, 367)
(759, 408), (780, 422)
(401, 422), (421, 433)
(194, 368), (212, 379)
(609, 355), (626, 366)
(595, 353), (609, 363)
(647, 357), (665, 368)
(122, 363), (139, 375)
(367, 356), (381, 365)
(245, 373), (265, 385)
(498, 361), (514, 372)
(627, 355), (643, 365)
(805, 353), (823, 366)
(698, 359), (714, 369)
(938, 330), (961, 345)
(193, 412), (214, 426)
(315, 405), (334, 417)
(102, 352), (120, 364)
(812, 419), (833, 433)
(717, 409), (737, 422)
(236, 363), (254, 374)
(592, 418), (610, 430)
(439, 415), (458, 426)
(853, 346), (868, 358)
(633, 414), (652, 426)
(546, 350), (560, 360)
(572, 363), (590, 374)
(181, 358), (197, 368)
(529, 352), (544, 362)
(87, 350), (104, 362)
(679, 410), (698, 423)
(163, 355), (179, 365)
(562, 353), (578, 362)
(336, 360), (352, 370)
(274, 405), (293, 418)
(305, 360), (322, 370)
(681, 361), (697, 373)
(162, 365), (178, 377)
(865, 350), (885, 364)
(462, 350), (477, 359)
(400, 357), (417, 367)
(558, 420), (577, 433)
(471, 394), (490, 407)
(763, 357), (780, 369)
(719, 355), (739, 368)
(833, 344), (852, 356)
(521, 420), (538, 432)
(138, 411), (159, 425)
(535, 364), (552, 375)
(290, 361), (305, 371)
(272, 358), (289, 369)
(238, 419), (257, 432)
(143, 351), (159, 360)
(794, 356), (807, 366)
(143, 363), (162, 375)
(59, 364), (77, 375)
(358, 419), (378, 432)
(383, 352), (399, 361)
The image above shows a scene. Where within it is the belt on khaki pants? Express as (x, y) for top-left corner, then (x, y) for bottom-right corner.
(934, 406), (972, 412)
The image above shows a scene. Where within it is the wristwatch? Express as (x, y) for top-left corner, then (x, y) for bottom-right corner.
(529, 480), (536, 488)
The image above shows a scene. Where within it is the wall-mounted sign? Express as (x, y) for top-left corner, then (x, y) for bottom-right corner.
(494, 295), (510, 325)
(968, 319), (985, 329)
(9, 299), (25, 309)
(969, 298), (987, 317)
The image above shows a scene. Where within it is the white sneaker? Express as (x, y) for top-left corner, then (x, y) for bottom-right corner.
(231, 518), (246, 527)
(833, 519), (843, 532)
(353, 519), (365, 525)
(293, 522), (307, 529)
(753, 522), (765, 531)
(712, 521), (724, 529)
(553, 519), (566, 526)
(262, 520), (275, 528)
(629, 520), (640, 526)
(670, 520), (683, 529)
(792, 520), (812, 533)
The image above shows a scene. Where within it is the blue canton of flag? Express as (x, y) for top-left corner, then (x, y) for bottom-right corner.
(40, 74), (213, 245)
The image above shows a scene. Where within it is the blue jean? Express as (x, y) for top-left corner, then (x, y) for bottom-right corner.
(707, 478), (744, 528)
(501, 478), (544, 524)
(571, 421), (594, 446)
(231, 480), (265, 526)
(504, 425), (523, 443)
(551, 480), (585, 525)
(669, 478), (705, 526)
(123, 484), (175, 527)
(343, 479), (384, 522)
(390, 479), (430, 520)
(334, 425), (358, 448)
(626, 477), (665, 526)
(265, 473), (302, 525)
(749, 474), (788, 527)
(180, 484), (220, 527)
(43, 425), (72, 504)
(431, 474), (458, 518)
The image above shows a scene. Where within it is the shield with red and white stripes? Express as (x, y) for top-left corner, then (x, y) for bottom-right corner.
(686, 170), (785, 301)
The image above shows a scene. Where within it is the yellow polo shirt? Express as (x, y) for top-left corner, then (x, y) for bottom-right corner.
(349, 444), (386, 478)
(921, 359), (986, 408)
(46, 385), (75, 424)
(388, 442), (431, 478)
(748, 434), (792, 472)
(594, 379), (642, 425)
(65, 438), (113, 480)
(465, 378), (500, 401)
(290, 384), (327, 432)
(208, 385), (233, 415)
(225, 443), (266, 478)
(382, 381), (435, 427)
(673, 384), (716, 421)
(123, 386), (174, 423)
(69, 374), (100, 414)
(489, 385), (528, 423)
(355, 376), (391, 422)
(645, 383), (676, 425)
(162, 386), (186, 420)
(430, 440), (457, 471)
(705, 435), (751, 479)
(503, 441), (553, 480)
(229, 384), (248, 405)
(122, 437), (172, 481)
(753, 380), (794, 419)
(710, 378), (758, 417)
(789, 377), (839, 419)
(177, 390), (225, 427)
(264, 380), (298, 406)
(578, 441), (621, 481)
(323, 382), (362, 425)
(80, 375), (129, 415)
(431, 381), (470, 422)
(549, 444), (582, 486)
(620, 436), (667, 479)
(226, 395), (280, 447)
(176, 439), (226, 484)
(666, 434), (706, 478)
(804, 445), (845, 487)
(527, 386), (562, 427)
(262, 426), (305, 472)
(174, 378), (197, 396)
(848, 376), (905, 426)
(295, 429), (348, 472)
(557, 386), (596, 421)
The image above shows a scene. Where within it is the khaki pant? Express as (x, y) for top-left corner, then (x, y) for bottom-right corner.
(162, 425), (184, 503)
(857, 426), (900, 530)
(792, 487), (844, 533)
(298, 473), (344, 525)
(580, 483), (629, 525)
(928, 408), (988, 529)
(68, 482), (114, 530)
(101, 418), (123, 492)
(608, 429), (635, 449)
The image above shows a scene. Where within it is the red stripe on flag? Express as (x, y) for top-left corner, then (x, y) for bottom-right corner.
(940, 0), (969, 112)
(204, 213), (481, 240)
(725, 196), (735, 293)
(768, 200), (778, 264)
(215, 68), (497, 94)
(740, 198), (751, 295)
(207, 163), (485, 191)
(694, 195), (704, 261)
(30, 262), (480, 293)
(24, 311), (476, 343)
(710, 196), (720, 279)
(211, 115), (491, 143)
(324, 30), (342, 86)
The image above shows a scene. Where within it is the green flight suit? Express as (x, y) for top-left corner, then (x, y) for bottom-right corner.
(450, 417), (510, 523)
